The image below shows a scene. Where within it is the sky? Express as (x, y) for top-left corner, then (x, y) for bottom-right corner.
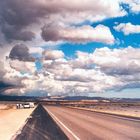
(0, 0), (140, 98)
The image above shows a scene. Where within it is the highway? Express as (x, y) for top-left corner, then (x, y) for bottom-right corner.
(45, 106), (140, 140)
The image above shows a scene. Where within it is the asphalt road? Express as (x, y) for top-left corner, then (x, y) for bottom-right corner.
(45, 106), (140, 140)
(14, 104), (68, 140)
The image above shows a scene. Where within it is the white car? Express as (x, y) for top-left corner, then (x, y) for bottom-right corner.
(23, 103), (30, 108)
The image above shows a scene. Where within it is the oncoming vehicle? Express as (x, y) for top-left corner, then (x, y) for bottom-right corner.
(16, 102), (35, 109)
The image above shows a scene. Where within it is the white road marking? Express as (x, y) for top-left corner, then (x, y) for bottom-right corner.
(46, 108), (80, 140)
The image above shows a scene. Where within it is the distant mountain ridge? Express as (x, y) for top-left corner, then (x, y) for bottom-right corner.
(0, 95), (140, 102)
(59, 96), (140, 102)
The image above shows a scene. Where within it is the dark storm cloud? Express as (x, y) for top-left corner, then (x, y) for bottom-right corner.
(0, 0), (41, 41)
(41, 25), (60, 42)
(1, 24), (35, 41)
(0, 81), (14, 90)
(0, 0), (48, 26)
(0, 0), (61, 42)
(9, 44), (35, 61)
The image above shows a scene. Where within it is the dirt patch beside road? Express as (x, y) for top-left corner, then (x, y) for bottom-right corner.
(0, 104), (34, 140)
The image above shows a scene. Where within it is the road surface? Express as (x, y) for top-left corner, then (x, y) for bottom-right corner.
(45, 106), (140, 140)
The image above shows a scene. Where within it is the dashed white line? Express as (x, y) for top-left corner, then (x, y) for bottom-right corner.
(46, 108), (80, 140)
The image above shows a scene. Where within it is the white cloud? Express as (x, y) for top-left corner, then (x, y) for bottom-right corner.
(92, 47), (140, 75)
(114, 22), (140, 35)
(42, 50), (64, 60)
(121, 0), (140, 13)
(42, 25), (115, 44)
(39, 47), (140, 95)
(2, 47), (140, 96)
(0, 0), (126, 46)
(9, 60), (36, 74)
(29, 47), (43, 55)
(1, 0), (140, 96)
(42, 0), (126, 24)
(132, 3), (140, 13)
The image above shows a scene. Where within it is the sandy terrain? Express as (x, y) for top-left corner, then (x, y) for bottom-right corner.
(90, 104), (140, 118)
(69, 103), (140, 118)
(0, 104), (34, 140)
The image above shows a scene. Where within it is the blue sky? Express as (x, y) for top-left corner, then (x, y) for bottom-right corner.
(90, 88), (140, 98)
(58, 13), (140, 57)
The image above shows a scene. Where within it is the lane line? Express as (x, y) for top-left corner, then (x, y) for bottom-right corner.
(46, 108), (80, 140)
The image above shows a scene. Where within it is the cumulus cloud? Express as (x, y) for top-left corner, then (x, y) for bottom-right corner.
(0, 0), (140, 96)
(0, 0), (126, 43)
(0, 43), (36, 93)
(9, 44), (35, 61)
(42, 25), (115, 44)
(1, 59), (36, 95)
(0, 59), (23, 94)
(39, 47), (140, 95)
(121, 0), (140, 13)
(1, 23), (35, 41)
(0, 47), (11, 80)
(114, 22), (140, 35)
(42, 50), (64, 60)
(1, 47), (140, 96)
(92, 47), (140, 75)
(9, 60), (36, 74)
(0, 61), (5, 80)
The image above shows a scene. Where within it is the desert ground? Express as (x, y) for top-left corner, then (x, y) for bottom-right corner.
(69, 102), (140, 118)
(0, 103), (34, 140)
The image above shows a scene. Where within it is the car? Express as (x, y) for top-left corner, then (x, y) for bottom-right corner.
(23, 103), (30, 108)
